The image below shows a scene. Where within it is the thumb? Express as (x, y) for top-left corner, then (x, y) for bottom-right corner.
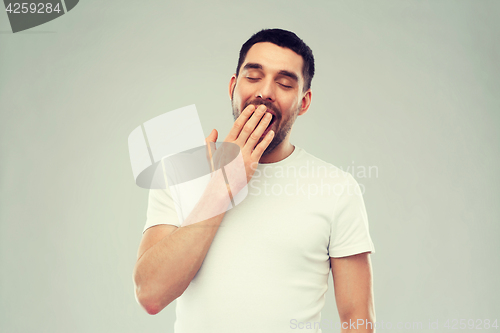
(205, 129), (218, 172)
(206, 129), (218, 143)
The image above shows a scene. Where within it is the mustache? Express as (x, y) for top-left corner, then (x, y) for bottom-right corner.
(244, 99), (281, 120)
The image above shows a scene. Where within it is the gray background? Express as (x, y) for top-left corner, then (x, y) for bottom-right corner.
(1, 0), (499, 332)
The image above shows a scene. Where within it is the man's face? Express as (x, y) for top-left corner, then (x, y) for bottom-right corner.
(229, 42), (310, 155)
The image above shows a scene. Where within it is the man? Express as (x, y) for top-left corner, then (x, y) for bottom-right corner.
(133, 29), (376, 333)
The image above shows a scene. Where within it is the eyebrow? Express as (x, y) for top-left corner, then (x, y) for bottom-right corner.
(242, 63), (299, 83)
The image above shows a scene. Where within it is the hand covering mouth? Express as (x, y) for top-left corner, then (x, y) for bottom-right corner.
(246, 100), (280, 130)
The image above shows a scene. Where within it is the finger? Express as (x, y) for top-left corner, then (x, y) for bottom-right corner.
(244, 111), (273, 151)
(207, 129), (218, 142)
(235, 104), (267, 145)
(205, 129), (218, 172)
(226, 104), (256, 142)
(251, 130), (274, 161)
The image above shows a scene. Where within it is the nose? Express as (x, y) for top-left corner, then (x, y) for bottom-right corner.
(255, 78), (275, 102)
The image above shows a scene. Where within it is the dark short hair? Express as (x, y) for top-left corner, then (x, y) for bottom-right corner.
(236, 28), (315, 92)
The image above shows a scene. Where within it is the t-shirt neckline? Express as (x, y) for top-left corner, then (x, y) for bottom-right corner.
(257, 145), (303, 168)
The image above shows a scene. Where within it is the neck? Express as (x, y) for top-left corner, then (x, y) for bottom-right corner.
(258, 139), (295, 164)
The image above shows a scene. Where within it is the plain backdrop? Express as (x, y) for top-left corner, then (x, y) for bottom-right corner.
(1, 1), (499, 332)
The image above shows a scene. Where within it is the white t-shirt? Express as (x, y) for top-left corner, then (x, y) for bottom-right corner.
(143, 146), (375, 333)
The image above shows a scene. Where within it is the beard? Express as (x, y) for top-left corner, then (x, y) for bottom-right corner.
(231, 94), (299, 156)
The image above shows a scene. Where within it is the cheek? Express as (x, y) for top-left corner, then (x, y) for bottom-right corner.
(238, 85), (253, 101)
(281, 100), (297, 115)
(233, 85), (248, 104)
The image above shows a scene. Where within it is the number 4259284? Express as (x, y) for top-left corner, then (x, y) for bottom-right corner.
(5, 3), (62, 14)
(444, 319), (498, 330)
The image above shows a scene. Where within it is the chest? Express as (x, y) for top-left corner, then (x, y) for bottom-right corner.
(208, 176), (334, 273)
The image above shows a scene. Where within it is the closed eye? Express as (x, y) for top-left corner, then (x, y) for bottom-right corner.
(278, 82), (293, 89)
(246, 77), (260, 81)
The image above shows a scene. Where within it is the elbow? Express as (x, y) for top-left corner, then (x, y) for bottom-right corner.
(133, 266), (163, 315)
(133, 264), (186, 315)
(144, 303), (162, 316)
(134, 283), (180, 315)
(135, 286), (163, 315)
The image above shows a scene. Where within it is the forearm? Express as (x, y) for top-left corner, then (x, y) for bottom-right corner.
(133, 175), (231, 314)
(339, 312), (376, 333)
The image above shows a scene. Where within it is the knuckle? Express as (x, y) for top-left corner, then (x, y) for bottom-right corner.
(243, 125), (252, 133)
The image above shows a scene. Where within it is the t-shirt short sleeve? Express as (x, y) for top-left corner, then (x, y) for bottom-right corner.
(143, 188), (181, 234)
(328, 172), (375, 258)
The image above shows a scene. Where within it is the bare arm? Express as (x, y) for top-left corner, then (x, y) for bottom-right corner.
(133, 104), (274, 315)
(331, 252), (375, 332)
(133, 179), (230, 315)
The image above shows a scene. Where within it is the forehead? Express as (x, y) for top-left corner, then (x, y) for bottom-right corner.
(242, 42), (304, 80)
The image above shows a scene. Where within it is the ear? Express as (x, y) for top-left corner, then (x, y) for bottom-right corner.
(298, 89), (312, 116)
(229, 74), (237, 100)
